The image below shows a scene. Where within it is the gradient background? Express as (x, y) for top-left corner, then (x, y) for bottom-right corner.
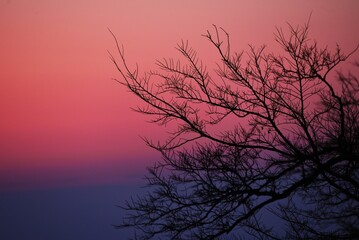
(1, 0), (359, 239)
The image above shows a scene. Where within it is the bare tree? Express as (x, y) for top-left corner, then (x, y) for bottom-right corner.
(109, 20), (359, 239)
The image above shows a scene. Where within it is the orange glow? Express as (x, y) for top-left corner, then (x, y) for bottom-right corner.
(1, 0), (359, 192)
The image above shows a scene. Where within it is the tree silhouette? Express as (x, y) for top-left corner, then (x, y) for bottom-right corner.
(109, 20), (359, 239)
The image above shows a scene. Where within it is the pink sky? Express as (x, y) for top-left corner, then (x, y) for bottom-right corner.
(1, 0), (359, 192)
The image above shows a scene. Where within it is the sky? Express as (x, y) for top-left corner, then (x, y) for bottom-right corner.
(0, 0), (359, 239)
(1, 0), (359, 193)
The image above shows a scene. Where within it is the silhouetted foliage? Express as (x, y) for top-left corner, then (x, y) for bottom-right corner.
(109, 20), (359, 239)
